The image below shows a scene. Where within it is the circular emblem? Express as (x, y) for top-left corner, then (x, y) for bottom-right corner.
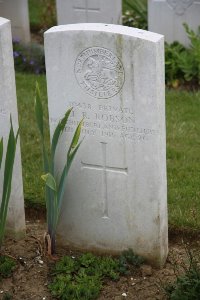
(74, 47), (125, 99)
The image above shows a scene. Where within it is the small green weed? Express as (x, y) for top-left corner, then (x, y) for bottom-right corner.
(0, 256), (16, 280)
(49, 251), (144, 299)
(2, 293), (12, 300)
(165, 249), (200, 299)
(120, 249), (145, 267)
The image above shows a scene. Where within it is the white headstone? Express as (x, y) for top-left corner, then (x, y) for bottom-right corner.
(0, 0), (30, 43)
(0, 17), (25, 238)
(44, 23), (168, 266)
(148, 0), (200, 46)
(56, 0), (122, 25)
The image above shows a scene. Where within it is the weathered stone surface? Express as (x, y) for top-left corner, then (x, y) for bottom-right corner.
(0, 0), (30, 43)
(44, 23), (168, 266)
(148, 0), (200, 46)
(0, 17), (25, 238)
(56, 0), (122, 25)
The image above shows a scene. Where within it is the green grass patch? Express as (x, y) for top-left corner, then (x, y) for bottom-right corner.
(16, 73), (200, 228)
(28, 0), (44, 30)
(166, 90), (200, 229)
(0, 256), (16, 280)
(16, 73), (49, 207)
(28, 0), (56, 31)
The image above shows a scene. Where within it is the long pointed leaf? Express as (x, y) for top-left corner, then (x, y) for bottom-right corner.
(34, 82), (44, 138)
(51, 107), (72, 165)
(0, 119), (17, 246)
(44, 184), (58, 235)
(67, 141), (82, 174)
(67, 119), (83, 156)
(42, 173), (57, 192)
(34, 83), (49, 172)
(58, 141), (82, 210)
(42, 142), (49, 173)
(0, 138), (3, 170)
(1, 120), (15, 202)
(46, 186), (54, 234)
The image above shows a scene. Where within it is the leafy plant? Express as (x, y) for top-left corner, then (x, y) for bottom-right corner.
(0, 119), (19, 248)
(0, 255), (16, 280)
(13, 39), (45, 74)
(35, 83), (83, 255)
(165, 42), (186, 87)
(165, 24), (200, 87)
(123, 0), (147, 29)
(49, 253), (129, 300)
(2, 293), (13, 300)
(120, 248), (145, 267)
(49, 250), (145, 299)
(179, 24), (200, 84)
(165, 248), (200, 299)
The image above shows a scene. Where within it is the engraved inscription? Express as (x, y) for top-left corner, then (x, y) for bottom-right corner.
(81, 142), (128, 219)
(74, 47), (125, 99)
(167, 0), (195, 15)
(50, 102), (158, 142)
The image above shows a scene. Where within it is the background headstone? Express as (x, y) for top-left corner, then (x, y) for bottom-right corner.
(0, 0), (30, 43)
(56, 0), (122, 25)
(148, 0), (200, 46)
(0, 17), (25, 238)
(44, 23), (168, 266)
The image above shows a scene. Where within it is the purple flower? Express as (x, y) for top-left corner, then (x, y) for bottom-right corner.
(13, 51), (19, 58)
(22, 56), (26, 63)
(29, 60), (35, 65)
(13, 37), (20, 44)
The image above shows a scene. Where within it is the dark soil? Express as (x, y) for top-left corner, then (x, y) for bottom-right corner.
(0, 216), (200, 300)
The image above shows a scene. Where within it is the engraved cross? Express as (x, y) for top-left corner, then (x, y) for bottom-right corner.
(81, 142), (128, 219)
(73, 0), (100, 21)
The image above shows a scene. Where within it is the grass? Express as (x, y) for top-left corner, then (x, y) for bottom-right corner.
(16, 73), (49, 207)
(16, 73), (200, 228)
(28, 0), (44, 30)
(28, 0), (56, 32)
(166, 90), (200, 229)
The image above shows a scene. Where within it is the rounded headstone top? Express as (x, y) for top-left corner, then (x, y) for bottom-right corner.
(45, 23), (164, 43)
(0, 17), (10, 27)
